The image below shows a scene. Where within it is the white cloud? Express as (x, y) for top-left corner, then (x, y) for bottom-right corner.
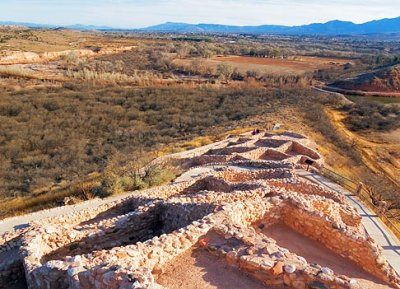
(0, 0), (398, 28)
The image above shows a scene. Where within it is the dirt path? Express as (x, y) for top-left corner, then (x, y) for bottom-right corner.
(322, 85), (400, 98)
(157, 248), (274, 289)
(264, 223), (392, 289)
(312, 86), (353, 104)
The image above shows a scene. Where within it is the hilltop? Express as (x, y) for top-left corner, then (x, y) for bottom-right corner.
(331, 65), (400, 93)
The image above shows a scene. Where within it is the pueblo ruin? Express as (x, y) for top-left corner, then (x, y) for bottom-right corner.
(1, 131), (399, 289)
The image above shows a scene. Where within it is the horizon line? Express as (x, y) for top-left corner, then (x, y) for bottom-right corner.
(1, 15), (399, 30)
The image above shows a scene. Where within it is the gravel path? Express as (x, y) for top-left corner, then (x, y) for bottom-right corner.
(0, 138), (232, 236)
(0, 197), (117, 235)
(297, 169), (400, 277)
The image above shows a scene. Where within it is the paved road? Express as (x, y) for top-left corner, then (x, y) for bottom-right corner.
(297, 169), (400, 276)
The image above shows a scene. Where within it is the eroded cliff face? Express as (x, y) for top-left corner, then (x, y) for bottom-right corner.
(333, 65), (400, 93)
(0, 46), (135, 65)
(369, 65), (400, 92)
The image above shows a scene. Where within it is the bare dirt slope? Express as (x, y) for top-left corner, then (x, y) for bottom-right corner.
(174, 55), (351, 76)
(327, 108), (400, 188)
(331, 65), (400, 94)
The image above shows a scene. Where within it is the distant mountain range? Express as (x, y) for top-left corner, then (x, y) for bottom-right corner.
(141, 17), (400, 35)
(0, 21), (114, 31)
(1, 17), (400, 35)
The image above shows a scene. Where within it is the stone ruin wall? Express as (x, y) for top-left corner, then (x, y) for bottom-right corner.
(279, 205), (395, 284)
(0, 228), (29, 287)
(0, 180), (195, 289)
(0, 235), (24, 287)
(207, 198), (400, 289)
(268, 179), (346, 204)
(288, 142), (321, 160)
(24, 210), (218, 289)
(220, 168), (293, 183)
(202, 200), (359, 289)
(1, 131), (399, 289)
(42, 204), (166, 263)
(19, 188), (217, 289)
(18, 173), (400, 289)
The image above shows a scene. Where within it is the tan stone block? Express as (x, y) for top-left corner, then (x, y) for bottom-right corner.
(239, 255), (262, 271)
(116, 251), (128, 259)
(226, 251), (238, 266)
(269, 261), (284, 275)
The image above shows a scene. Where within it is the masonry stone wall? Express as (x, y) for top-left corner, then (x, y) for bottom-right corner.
(268, 179), (346, 204)
(288, 142), (321, 160)
(0, 253), (24, 289)
(281, 205), (396, 284)
(2, 131), (398, 289)
(206, 146), (256, 155)
(221, 168), (293, 183)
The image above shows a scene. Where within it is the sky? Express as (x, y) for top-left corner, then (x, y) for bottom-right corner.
(0, 0), (399, 28)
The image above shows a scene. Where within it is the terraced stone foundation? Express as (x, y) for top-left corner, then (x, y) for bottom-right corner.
(0, 131), (398, 289)
(264, 224), (391, 289)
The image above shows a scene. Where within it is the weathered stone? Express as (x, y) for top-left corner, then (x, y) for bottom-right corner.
(5, 132), (399, 289)
(67, 267), (82, 277)
(284, 264), (296, 273)
(320, 267), (333, 276)
(270, 261), (284, 275)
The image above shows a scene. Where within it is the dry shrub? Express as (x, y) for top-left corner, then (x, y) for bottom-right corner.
(0, 66), (35, 78)
(101, 152), (178, 195)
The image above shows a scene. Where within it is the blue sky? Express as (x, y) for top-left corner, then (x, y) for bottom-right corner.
(0, 0), (399, 28)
